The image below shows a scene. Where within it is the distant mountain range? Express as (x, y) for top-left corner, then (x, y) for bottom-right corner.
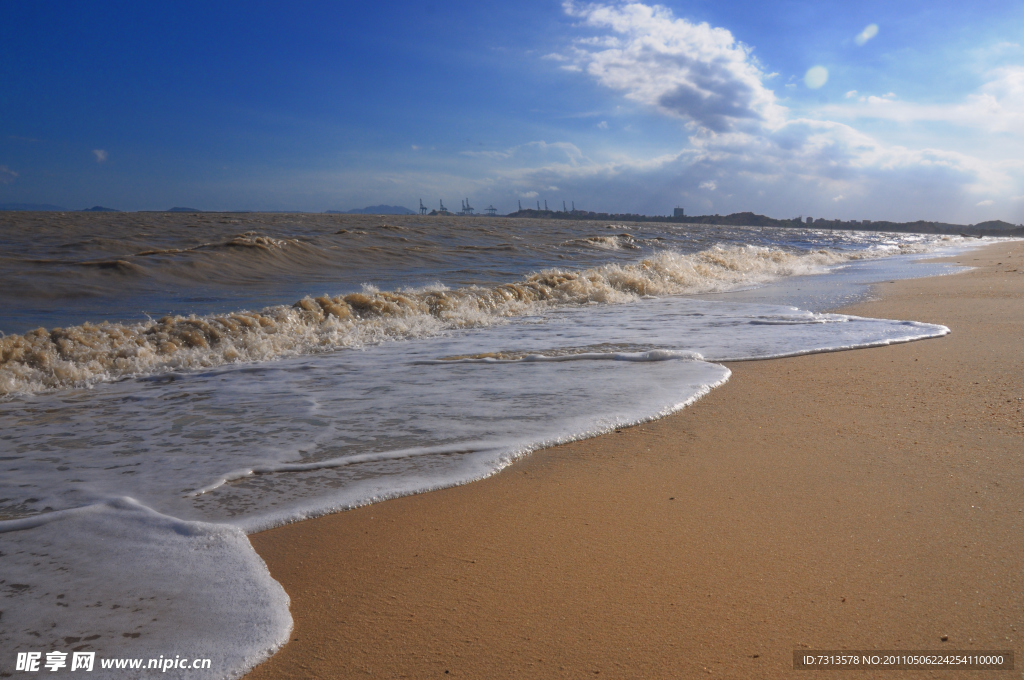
(0, 202), (67, 211)
(327, 205), (415, 215)
(1, 203), (122, 212)
(166, 207), (203, 212)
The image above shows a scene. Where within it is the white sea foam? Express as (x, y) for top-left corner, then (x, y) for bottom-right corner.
(0, 237), (971, 679)
(0, 499), (290, 680)
(0, 243), (941, 396)
(0, 295), (948, 534)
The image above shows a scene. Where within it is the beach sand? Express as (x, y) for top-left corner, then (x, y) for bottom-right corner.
(246, 241), (1023, 679)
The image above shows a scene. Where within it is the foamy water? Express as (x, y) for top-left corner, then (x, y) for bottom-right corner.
(2, 244), (872, 395)
(0, 213), (983, 678)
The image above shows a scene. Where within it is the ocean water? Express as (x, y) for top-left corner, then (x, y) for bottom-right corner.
(0, 212), (981, 677)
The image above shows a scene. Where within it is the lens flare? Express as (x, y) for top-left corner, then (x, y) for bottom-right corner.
(804, 66), (829, 89)
(855, 24), (879, 46)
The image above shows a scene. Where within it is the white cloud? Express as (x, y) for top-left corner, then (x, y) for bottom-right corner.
(411, 145), (421, 150)
(854, 24), (879, 46)
(976, 41), (1021, 57)
(460, 149), (514, 160)
(92, 149), (108, 163)
(597, 120), (609, 129)
(366, 3), (1020, 222)
(804, 66), (828, 89)
(822, 67), (1024, 134)
(488, 141), (586, 167)
(845, 90), (858, 98)
(523, 126), (998, 223)
(528, 6), (1011, 216)
(0, 165), (18, 183)
(461, 120), (997, 220)
(976, 199), (994, 206)
(560, 1), (785, 132)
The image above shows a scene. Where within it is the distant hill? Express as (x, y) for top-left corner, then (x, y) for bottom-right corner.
(81, 206), (120, 212)
(166, 207), (203, 212)
(329, 205), (415, 215)
(973, 220), (1021, 231)
(506, 209), (1024, 237)
(0, 202), (67, 211)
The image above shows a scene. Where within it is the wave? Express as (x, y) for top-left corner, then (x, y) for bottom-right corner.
(76, 259), (146, 274)
(5, 233), (311, 297)
(569, 234), (641, 250)
(135, 231), (298, 256)
(0, 245), (864, 395)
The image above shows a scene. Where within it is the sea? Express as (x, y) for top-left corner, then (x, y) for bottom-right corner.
(0, 211), (983, 677)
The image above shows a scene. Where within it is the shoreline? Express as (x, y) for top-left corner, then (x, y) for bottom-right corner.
(246, 241), (1023, 679)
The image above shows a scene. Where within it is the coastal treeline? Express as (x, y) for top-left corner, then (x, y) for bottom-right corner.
(507, 209), (1024, 237)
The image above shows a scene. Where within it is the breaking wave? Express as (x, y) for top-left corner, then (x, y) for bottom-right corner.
(0, 245), (859, 395)
(569, 234), (641, 250)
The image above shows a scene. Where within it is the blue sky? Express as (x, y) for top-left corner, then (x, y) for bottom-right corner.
(2, 0), (1023, 222)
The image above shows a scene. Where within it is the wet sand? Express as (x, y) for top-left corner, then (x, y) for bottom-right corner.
(246, 241), (1024, 679)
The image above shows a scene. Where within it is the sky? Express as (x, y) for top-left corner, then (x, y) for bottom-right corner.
(1, 0), (1023, 222)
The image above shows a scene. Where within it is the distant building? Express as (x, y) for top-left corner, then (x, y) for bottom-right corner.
(673, 207), (686, 218)
(806, 216), (814, 224)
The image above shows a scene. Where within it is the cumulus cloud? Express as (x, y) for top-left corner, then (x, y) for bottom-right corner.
(560, 1), (784, 132)
(352, 3), (1015, 221)
(0, 165), (18, 184)
(854, 24), (879, 46)
(460, 122), (991, 221)
(597, 120), (609, 129)
(92, 149), (108, 163)
(531, 2), (1023, 221)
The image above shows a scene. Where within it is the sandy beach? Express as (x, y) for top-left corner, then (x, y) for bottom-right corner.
(246, 241), (1023, 679)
